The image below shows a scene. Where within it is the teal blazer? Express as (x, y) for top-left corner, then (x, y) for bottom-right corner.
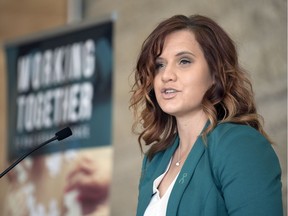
(136, 123), (283, 216)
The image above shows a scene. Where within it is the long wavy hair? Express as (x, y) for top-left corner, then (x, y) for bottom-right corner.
(130, 14), (270, 160)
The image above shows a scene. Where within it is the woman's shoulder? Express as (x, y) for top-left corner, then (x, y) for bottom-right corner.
(207, 122), (281, 183)
(207, 122), (273, 155)
(206, 125), (282, 215)
(207, 122), (280, 167)
(209, 122), (267, 143)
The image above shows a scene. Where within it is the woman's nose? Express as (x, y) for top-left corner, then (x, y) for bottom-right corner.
(161, 65), (176, 82)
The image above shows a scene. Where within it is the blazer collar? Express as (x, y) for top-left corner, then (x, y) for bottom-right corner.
(140, 136), (206, 216)
(167, 136), (206, 215)
(137, 137), (179, 216)
(138, 121), (209, 216)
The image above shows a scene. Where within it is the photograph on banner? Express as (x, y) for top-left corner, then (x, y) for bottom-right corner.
(2, 19), (114, 216)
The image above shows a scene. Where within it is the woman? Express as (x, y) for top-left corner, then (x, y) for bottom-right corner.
(130, 14), (283, 216)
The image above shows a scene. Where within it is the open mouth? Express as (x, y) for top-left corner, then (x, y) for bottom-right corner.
(162, 88), (178, 94)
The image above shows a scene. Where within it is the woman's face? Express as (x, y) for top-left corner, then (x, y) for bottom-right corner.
(153, 30), (213, 118)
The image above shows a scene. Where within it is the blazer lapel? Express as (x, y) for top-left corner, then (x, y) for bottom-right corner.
(138, 137), (179, 216)
(167, 137), (206, 216)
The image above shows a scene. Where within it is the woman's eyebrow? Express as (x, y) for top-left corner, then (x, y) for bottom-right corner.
(157, 51), (195, 60)
(175, 51), (196, 57)
(155, 56), (164, 61)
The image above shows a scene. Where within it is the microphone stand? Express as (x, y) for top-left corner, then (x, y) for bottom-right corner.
(0, 136), (57, 178)
(0, 127), (72, 178)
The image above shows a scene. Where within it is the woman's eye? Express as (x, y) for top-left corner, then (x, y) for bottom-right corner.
(180, 59), (191, 65)
(155, 62), (164, 70)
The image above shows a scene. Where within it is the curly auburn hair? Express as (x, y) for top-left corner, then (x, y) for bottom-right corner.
(130, 14), (270, 160)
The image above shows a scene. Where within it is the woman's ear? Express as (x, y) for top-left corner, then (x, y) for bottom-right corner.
(210, 72), (216, 87)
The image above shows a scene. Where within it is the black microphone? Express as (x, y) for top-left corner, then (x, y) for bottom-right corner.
(0, 127), (72, 178)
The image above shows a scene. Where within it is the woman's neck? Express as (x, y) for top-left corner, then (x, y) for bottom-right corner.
(176, 110), (207, 152)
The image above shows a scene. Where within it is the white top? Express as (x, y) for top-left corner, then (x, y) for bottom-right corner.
(144, 159), (179, 216)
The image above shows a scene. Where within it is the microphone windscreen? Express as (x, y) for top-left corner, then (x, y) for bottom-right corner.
(55, 127), (72, 141)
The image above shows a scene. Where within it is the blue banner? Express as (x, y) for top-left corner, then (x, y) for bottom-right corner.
(5, 20), (113, 160)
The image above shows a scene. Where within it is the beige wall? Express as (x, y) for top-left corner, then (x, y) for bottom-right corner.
(0, 0), (286, 215)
